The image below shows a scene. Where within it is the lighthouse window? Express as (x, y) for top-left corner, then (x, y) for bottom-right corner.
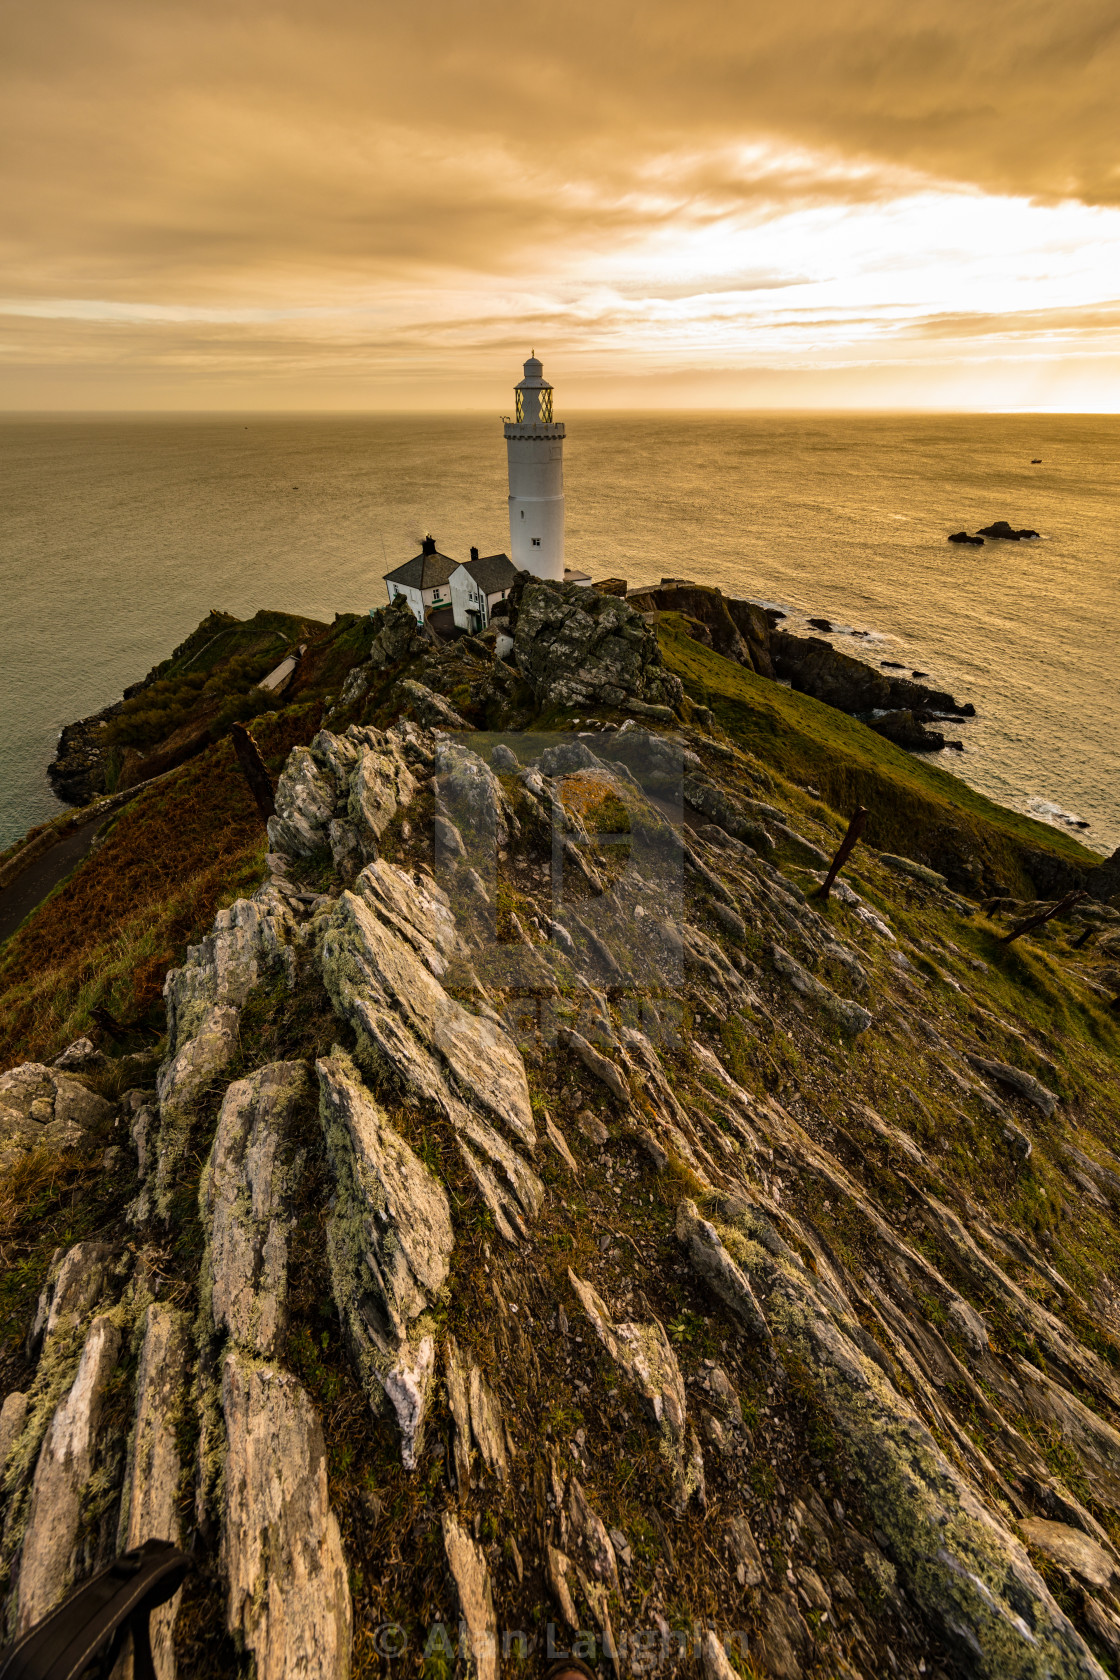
(531, 538), (541, 547)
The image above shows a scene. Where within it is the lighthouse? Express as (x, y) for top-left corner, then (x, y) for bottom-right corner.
(504, 355), (565, 581)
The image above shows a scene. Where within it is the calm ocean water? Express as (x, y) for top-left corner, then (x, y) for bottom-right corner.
(1, 412), (1116, 856)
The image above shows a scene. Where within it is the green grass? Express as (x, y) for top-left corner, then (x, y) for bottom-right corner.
(657, 612), (1099, 898)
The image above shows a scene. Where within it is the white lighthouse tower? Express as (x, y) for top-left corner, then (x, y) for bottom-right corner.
(504, 354), (565, 581)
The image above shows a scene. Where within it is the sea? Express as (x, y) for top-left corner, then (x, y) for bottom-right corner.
(1, 412), (1116, 857)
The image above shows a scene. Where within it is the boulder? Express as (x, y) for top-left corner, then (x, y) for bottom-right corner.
(395, 679), (470, 731)
(965, 1054), (1059, 1117)
(441, 1515), (499, 1680)
(769, 943), (873, 1035)
(680, 1195), (1108, 1678)
(28, 1239), (115, 1356)
(321, 889), (534, 1148)
(948, 531), (985, 545)
(878, 853), (948, 890)
(152, 1002), (241, 1217)
(509, 574), (683, 714)
(365, 595), (428, 670)
(1021, 1519), (1120, 1596)
(568, 1271), (686, 1438)
(0, 1064), (112, 1169)
(675, 1200), (770, 1341)
(164, 890), (297, 1055)
(52, 1038), (107, 1073)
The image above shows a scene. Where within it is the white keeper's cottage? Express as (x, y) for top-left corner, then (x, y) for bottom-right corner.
(382, 537), (457, 626)
(448, 548), (518, 632)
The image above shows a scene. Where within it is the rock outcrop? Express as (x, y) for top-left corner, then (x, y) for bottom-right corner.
(509, 574), (683, 715)
(771, 630), (974, 718)
(625, 581), (774, 677)
(4, 601), (1120, 1680)
(221, 1351), (351, 1680)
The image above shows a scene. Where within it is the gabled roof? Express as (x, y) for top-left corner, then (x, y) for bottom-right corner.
(454, 552), (517, 596)
(383, 549), (458, 590)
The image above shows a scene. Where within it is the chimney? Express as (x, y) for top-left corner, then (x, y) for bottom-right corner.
(421, 534), (436, 555)
(470, 546), (479, 561)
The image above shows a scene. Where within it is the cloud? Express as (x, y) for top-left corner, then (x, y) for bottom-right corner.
(2, 0), (1120, 405)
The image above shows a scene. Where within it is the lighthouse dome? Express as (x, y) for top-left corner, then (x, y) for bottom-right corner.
(522, 354), (543, 379)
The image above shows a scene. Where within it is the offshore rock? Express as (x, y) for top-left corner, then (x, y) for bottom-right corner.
(118, 1304), (191, 1680)
(510, 574), (683, 714)
(0, 1064), (112, 1169)
(978, 520), (1040, 540)
(201, 1061), (313, 1357)
(17, 1314), (121, 1633)
(868, 709), (948, 752)
(221, 1349), (351, 1680)
(316, 1050), (453, 1466)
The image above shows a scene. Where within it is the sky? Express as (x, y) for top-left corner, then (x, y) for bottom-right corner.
(3, 0), (1120, 410)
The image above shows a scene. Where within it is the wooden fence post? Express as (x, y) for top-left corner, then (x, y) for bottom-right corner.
(814, 807), (868, 901)
(1000, 889), (1086, 946)
(230, 724), (276, 823)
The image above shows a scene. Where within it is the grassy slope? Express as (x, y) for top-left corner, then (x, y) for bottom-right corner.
(658, 612), (1099, 897)
(0, 705), (326, 1069)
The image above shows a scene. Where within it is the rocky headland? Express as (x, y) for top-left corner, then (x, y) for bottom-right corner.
(1, 574), (1119, 1679)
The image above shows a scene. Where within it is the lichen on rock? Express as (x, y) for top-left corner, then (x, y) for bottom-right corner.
(316, 1048), (453, 1466)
